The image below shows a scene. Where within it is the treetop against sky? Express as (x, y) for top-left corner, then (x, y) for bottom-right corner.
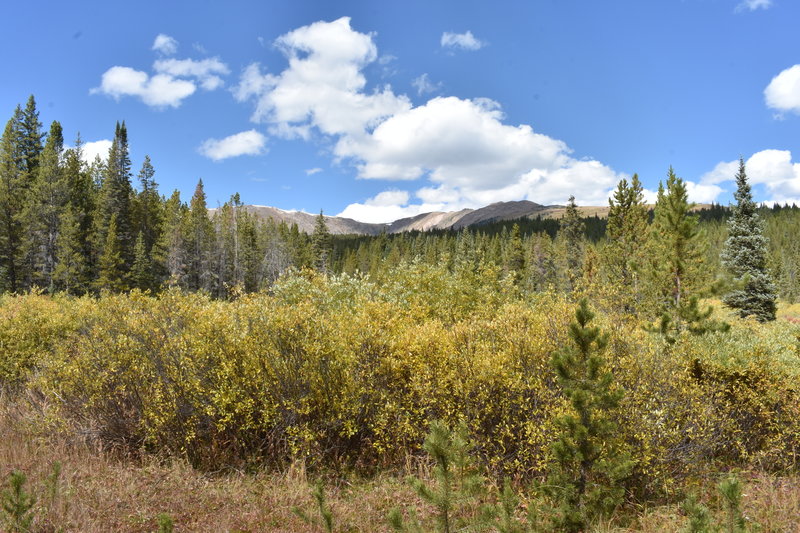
(2, 0), (799, 223)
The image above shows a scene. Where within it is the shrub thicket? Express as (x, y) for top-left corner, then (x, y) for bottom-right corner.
(0, 266), (797, 500)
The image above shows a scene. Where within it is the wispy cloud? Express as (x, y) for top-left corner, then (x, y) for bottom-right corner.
(412, 73), (441, 95)
(305, 167), (323, 175)
(735, 0), (773, 13)
(441, 30), (485, 51)
(152, 34), (178, 55)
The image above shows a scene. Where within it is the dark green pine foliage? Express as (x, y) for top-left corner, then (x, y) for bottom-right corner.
(505, 223), (525, 283)
(18, 96), (44, 179)
(721, 159), (777, 322)
(647, 168), (725, 336)
(53, 205), (88, 294)
(153, 190), (187, 288)
(546, 299), (632, 532)
(0, 108), (25, 292)
(187, 179), (214, 292)
(23, 120), (67, 291)
(62, 134), (97, 287)
(134, 155), (162, 254)
(312, 210), (333, 274)
(560, 195), (585, 292)
(604, 174), (649, 314)
(96, 213), (125, 292)
(389, 421), (487, 533)
(132, 156), (162, 289)
(130, 231), (155, 291)
(94, 122), (134, 281)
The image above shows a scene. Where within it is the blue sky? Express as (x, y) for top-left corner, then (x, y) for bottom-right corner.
(2, 0), (799, 223)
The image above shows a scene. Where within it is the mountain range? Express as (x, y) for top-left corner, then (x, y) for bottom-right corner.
(236, 200), (614, 235)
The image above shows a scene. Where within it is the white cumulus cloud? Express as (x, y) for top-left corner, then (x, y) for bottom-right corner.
(441, 31), (485, 51)
(700, 149), (800, 204)
(91, 66), (196, 108)
(78, 139), (113, 163)
(152, 34), (178, 55)
(234, 17), (411, 138)
(235, 18), (629, 223)
(92, 36), (229, 108)
(199, 130), (267, 161)
(765, 65), (800, 115)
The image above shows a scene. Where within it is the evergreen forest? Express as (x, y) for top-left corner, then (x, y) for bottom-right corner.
(3, 97), (800, 531)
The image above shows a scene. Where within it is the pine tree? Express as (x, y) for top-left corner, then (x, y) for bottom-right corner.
(505, 223), (525, 283)
(721, 159), (777, 322)
(18, 96), (44, 179)
(22, 120), (67, 291)
(95, 213), (125, 292)
(94, 122), (134, 276)
(153, 190), (187, 288)
(187, 179), (214, 292)
(389, 421), (487, 533)
(62, 134), (96, 288)
(604, 174), (649, 314)
(546, 299), (632, 532)
(647, 168), (718, 334)
(0, 109), (25, 292)
(134, 155), (162, 254)
(559, 195), (585, 292)
(312, 210), (332, 274)
(130, 231), (155, 292)
(53, 205), (87, 294)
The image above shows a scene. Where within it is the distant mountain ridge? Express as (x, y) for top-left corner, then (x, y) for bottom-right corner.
(232, 200), (614, 235)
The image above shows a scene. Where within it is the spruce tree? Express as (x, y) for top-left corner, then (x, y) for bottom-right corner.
(721, 158), (777, 321)
(546, 299), (632, 532)
(312, 210), (332, 274)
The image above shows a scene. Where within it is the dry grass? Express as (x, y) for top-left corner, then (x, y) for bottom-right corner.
(3, 394), (800, 532)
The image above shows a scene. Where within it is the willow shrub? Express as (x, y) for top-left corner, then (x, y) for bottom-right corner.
(0, 266), (796, 494)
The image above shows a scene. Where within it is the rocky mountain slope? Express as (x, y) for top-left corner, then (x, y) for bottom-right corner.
(234, 200), (613, 235)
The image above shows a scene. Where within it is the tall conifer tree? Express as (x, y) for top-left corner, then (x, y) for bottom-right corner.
(721, 159), (777, 321)
(0, 109), (25, 291)
(22, 120), (66, 290)
(312, 210), (332, 274)
(560, 195), (585, 292)
(187, 179), (214, 291)
(604, 174), (649, 314)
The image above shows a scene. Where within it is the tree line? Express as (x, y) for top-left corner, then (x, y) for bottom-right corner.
(0, 95), (791, 323)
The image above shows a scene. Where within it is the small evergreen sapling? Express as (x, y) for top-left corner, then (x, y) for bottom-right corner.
(545, 299), (633, 532)
(293, 480), (335, 533)
(1, 470), (36, 533)
(389, 420), (487, 533)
